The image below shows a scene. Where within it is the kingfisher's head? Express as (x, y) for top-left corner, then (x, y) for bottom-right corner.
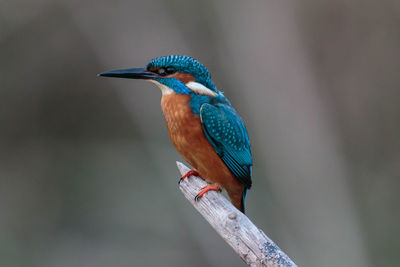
(98, 55), (219, 97)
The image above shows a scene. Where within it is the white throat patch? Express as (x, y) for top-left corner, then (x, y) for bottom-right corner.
(148, 80), (173, 95)
(148, 80), (218, 97)
(186, 81), (218, 97)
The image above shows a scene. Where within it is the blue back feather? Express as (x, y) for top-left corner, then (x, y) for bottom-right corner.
(200, 103), (253, 189)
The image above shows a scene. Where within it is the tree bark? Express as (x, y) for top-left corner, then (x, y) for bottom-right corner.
(177, 161), (297, 267)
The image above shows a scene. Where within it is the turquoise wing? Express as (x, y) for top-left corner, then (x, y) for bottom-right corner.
(200, 103), (252, 189)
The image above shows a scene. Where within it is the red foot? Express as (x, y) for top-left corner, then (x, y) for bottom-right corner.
(194, 184), (222, 201)
(179, 170), (200, 184)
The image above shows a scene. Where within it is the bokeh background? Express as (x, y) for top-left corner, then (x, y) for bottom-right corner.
(1, 0), (399, 266)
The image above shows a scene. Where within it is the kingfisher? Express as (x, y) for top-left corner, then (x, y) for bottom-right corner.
(98, 55), (252, 213)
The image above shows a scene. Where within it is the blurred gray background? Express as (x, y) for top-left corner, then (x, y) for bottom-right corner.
(1, 0), (399, 266)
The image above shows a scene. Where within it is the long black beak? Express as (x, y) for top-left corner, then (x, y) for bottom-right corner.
(97, 68), (157, 80)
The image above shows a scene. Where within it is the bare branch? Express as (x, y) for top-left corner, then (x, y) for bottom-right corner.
(177, 161), (297, 267)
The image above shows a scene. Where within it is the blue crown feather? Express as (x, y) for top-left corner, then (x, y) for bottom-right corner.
(147, 55), (217, 92)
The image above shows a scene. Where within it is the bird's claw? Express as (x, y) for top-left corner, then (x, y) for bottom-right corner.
(194, 184), (222, 202)
(179, 169), (200, 184)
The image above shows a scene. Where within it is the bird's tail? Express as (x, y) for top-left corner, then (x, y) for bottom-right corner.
(240, 188), (248, 214)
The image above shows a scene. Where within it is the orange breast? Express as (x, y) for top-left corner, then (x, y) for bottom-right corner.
(161, 93), (207, 166)
(160, 93), (243, 207)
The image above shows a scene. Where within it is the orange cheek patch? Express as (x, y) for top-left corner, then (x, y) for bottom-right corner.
(167, 72), (195, 84)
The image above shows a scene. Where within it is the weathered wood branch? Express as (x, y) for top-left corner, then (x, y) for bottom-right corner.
(177, 161), (297, 267)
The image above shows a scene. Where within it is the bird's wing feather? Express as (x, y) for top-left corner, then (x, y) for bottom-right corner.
(200, 103), (252, 188)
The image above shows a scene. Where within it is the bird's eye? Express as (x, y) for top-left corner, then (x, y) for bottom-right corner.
(158, 66), (176, 76)
(166, 66), (176, 74)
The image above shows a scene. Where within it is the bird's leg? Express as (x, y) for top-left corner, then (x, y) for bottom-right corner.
(194, 184), (222, 201)
(179, 169), (201, 184)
